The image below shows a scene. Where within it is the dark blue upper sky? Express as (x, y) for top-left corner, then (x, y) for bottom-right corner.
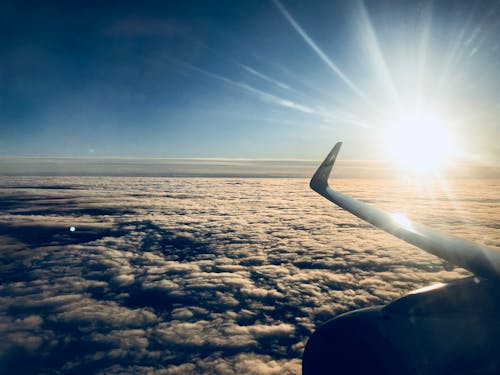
(1, 0), (499, 160)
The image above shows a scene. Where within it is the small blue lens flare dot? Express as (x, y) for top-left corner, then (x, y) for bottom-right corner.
(70, 226), (76, 232)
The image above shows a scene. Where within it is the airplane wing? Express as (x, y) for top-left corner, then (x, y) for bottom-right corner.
(310, 142), (500, 279)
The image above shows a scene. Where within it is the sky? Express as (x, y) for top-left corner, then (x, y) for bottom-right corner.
(1, 0), (500, 161)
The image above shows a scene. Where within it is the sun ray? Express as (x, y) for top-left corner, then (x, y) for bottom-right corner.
(415, 1), (433, 106)
(435, 4), (479, 99)
(356, 0), (400, 107)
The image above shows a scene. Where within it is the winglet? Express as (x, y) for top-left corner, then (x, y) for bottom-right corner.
(310, 142), (342, 196)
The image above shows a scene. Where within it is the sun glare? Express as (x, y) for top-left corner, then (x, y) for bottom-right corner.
(383, 107), (456, 174)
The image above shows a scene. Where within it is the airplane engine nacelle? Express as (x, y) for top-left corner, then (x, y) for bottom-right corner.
(303, 307), (406, 374)
(302, 277), (500, 375)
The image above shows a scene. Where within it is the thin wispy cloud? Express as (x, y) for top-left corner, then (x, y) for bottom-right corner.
(178, 59), (315, 114)
(239, 63), (291, 91)
(271, 0), (375, 110)
(175, 59), (373, 128)
(355, 0), (399, 106)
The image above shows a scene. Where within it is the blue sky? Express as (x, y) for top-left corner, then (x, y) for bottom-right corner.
(1, 0), (499, 161)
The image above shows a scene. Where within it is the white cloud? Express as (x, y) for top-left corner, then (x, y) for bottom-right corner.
(0, 176), (493, 373)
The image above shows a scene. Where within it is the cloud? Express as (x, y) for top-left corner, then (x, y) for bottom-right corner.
(0, 176), (492, 373)
(177, 60), (316, 115)
(239, 63), (291, 91)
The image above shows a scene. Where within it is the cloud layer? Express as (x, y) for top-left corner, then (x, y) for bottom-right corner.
(0, 176), (497, 373)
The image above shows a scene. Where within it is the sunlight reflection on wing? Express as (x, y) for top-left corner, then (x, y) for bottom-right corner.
(390, 213), (417, 233)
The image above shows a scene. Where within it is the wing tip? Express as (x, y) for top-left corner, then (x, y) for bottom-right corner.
(310, 142), (342, 194)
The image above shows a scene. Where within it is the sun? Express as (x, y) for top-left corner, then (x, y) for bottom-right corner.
(382, 107), (456, 174)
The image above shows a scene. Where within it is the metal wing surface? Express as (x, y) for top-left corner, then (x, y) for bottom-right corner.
(310, 142), (500, 279)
